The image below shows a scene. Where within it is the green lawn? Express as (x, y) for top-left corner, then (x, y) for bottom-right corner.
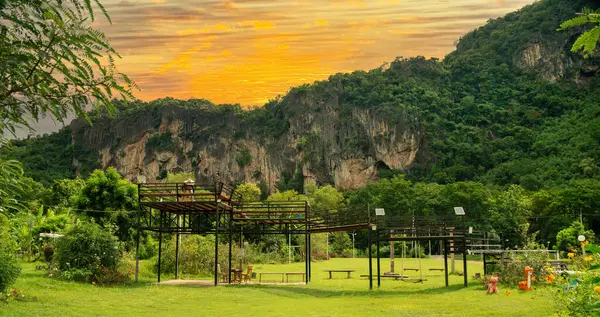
(2, 258), (557, 316)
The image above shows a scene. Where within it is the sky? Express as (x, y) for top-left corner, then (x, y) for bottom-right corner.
(98, 0), (536, 106)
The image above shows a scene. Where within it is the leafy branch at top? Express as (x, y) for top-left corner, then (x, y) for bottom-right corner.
(0, 0), (138, 135)
(558, 7), (600, 58)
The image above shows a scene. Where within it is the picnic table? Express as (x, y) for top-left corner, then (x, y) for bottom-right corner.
(231, 269), (243, 283)
(323, 269), (355, 279)
(258, 272), (307, 283)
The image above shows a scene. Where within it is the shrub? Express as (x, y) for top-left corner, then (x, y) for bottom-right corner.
(146, 133), (176, 153)
(156, 235), (287, 276)
(236, 147), (252, 168)
(54, 222), (120, 281)
(499, 248), (551, 285)
(0, 239), (21, 293)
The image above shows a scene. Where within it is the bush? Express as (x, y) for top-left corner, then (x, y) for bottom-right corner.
(156, 235), (287, 277)
(54, 222), (120, 281)
(0, 239), (21, 293)
(0, 214), (20, 293)
(499, 248), (551, 285)
(137, 235), (157, 260)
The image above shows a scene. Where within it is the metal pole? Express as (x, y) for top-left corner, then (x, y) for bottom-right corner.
(308, 233), (312, 282)
(483, 253), (487, 275)
(443, 239), (448, 287)
(326, 233), (329, 260)
(352, 231), (356, 258)
(135, 201), (141, 283)
(463, 236), (468, 287)
(214, 204), (220, 287)
(376, 230), (381, 288)
(175, 221), (180, 279)
(228, 209), (233, 284)
(305, 232), (309, 284)
(368, 228), (373, 290)
(157, 212), (163, 283)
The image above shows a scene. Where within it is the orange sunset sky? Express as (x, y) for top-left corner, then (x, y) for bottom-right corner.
(99, 0), (535, 106)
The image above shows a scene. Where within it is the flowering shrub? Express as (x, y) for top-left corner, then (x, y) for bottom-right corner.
(0, 288), (30, 303)
(554, 243), (600, 317)
(92, 266), (131, 285)
(499, 243), (553, 286)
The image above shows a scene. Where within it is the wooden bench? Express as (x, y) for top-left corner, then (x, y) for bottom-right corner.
(259, 272), (285, 283)
(324, 269), (355, 279)
(404, 268), (419, 271)
(429, 268), (445, 271)
(285, 272), (305, 283)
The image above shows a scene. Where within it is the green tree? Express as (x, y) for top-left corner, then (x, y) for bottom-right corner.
(331, 232), (352, 257)
(72, 167), (137, 243)
(559, 7), (600, 58)
(0, 0), (136, 134)
(51, 178), (85, 207)
(489, 185), (532, 248)
(235, 183), (261, 202)
(166, 171), (195, 183)
(555, 221), (595, 252)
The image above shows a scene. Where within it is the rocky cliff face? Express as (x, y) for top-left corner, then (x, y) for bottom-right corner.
(71, 95), (423, 191)
(515, 30), (600, 83)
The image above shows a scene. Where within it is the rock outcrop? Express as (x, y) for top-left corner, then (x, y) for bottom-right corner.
(71, 95), (423, 191)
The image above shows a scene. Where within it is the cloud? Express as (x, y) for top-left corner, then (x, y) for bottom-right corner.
(96, 0), (535, 106)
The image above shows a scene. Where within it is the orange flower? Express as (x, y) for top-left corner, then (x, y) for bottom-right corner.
(545, 274), (555, 283)
(505, 290), (511, 296)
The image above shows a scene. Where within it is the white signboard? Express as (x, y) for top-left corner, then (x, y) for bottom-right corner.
(375, 208), (385, 216)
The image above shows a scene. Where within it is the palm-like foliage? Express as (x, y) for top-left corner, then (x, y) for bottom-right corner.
(0, 139), (26, 216)
(558, 7), (600, 58)
(0, 0), (138, 135)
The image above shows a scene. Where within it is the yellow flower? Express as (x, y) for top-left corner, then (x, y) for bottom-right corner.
(584, 256), (593, 262)
(545, 267), (553, 272)
(595, 286), (600, 293)
(568, 253), (575, 258)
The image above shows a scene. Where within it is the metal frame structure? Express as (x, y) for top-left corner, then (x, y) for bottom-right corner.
(373, 215), (470, 288)
(135, 181), (471, 289)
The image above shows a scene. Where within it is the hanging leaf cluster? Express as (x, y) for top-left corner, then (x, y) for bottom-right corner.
(558, 7), (600, 58)
(0, 0), (138, 135)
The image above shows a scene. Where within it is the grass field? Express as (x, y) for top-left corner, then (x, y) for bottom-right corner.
(2, 258), (557, 317)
